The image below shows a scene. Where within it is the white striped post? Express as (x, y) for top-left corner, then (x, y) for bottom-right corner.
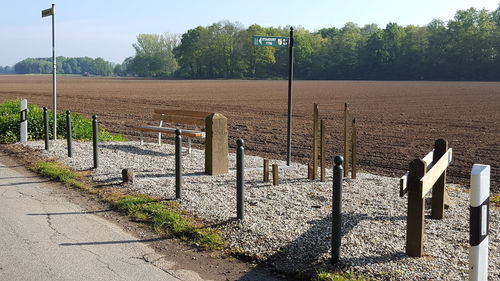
(469, 164), (490, 281)
(20, 99), (28, 143)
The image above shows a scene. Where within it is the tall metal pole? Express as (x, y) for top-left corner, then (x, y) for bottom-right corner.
(51, 4), (57, 140)
(236, 139), (245, 220)
(286, 27), (294, 166)
(175, 129), (183, 199)
(332, 155), (344, 263)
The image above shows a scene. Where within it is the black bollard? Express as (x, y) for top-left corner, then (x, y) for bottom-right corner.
(66, 110), (72, 157)
(175, 129), (182, 199)
(92, 115), (98, 169)
(43, 107), (49, 150)
(236, 139), (245, 220)
(332, 155), (344, 263)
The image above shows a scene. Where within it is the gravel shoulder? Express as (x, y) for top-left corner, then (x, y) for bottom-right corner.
(26, 140), (499, 280)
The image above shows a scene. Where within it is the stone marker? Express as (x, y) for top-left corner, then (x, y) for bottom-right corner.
(122, 168), (135, 184)
(205, 113), (228, 175)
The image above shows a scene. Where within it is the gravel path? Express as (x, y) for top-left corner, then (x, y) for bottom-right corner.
(26, 140), (499, 280)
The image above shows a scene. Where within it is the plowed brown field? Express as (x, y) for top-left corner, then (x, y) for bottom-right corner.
(1, 75), (498, 192)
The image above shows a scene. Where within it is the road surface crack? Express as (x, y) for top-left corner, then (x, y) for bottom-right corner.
(82, 248), (123, 279)
(141, 254), (183, 280)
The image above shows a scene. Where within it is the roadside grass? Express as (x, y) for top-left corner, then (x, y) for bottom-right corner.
(30, 161), (94, 193)
(29, 160), (223, 251)
(314, 271), (373, 281)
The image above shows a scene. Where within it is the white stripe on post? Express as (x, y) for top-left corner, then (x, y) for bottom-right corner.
(20, 99), (28, 143)
(469, 164), (490, 281)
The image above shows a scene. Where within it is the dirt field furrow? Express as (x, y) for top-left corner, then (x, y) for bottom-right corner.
(1, 76), (498, 192)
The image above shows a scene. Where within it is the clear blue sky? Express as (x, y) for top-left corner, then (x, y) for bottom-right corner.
(1, 0), (498, 66)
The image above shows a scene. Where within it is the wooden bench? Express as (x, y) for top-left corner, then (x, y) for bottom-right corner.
(136, 109), (210, 153)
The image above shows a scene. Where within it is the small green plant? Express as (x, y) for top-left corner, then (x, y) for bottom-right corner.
(0, 99), (126, 143)
(314, 271), (371, 281)
(492, 194), (500, 205)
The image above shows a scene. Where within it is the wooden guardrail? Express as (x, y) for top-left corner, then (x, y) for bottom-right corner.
(400, 139), (452, 257)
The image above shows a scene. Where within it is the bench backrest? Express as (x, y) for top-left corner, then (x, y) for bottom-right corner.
(152, 109), (210, 127)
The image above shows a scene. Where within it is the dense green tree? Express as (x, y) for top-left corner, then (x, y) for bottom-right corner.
(129, 33), (178, 77)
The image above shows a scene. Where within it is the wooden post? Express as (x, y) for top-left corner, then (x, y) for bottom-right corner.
(312, 103), (319, 179)
(431, 139), (448, 219)
(272, 164), (279, 186)
(263, 159), (270, 182)
(406, 159), (426, 257)
(320, 119), (326, 182)
(343, 103), (349, 177)
(351, 118), (357, 179)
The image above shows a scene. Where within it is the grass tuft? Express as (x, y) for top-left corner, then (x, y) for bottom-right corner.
(314, 271), (371, 281)
(111, 195), (224, 250)
(30, 161), (93, 192)
(492, 194), (500, 205)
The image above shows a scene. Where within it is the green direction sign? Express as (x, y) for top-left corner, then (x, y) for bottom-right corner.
(253, 36), (289, 47)
(41, 7), (54, 17)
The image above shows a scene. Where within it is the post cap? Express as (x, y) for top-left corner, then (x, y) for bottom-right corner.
(43, 107), (47, 111)
(66, 110), (71, 114)
(334, 155), (344, 166)
(175, 129), (182, 135)
(92, 115), (97, 120)
(237, 138), (244, 147)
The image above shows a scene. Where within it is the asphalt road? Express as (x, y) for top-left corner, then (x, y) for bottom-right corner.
(0, 153), (206, 281)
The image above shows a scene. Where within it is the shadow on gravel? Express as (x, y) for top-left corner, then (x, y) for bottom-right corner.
(261, 212), (406, 278)
(99, 144), (174, 157)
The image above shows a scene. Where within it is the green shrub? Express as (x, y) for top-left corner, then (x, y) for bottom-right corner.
(0, 99), (126, 143)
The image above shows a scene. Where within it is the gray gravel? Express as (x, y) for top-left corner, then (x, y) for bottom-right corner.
(26, 140), (499, 280)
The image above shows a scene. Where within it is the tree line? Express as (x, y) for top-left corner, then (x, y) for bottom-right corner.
(12, 57), (114, 76)
(7, 6), (500, 81)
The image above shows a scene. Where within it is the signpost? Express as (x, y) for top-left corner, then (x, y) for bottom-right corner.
(42, 4), (57, 140)
(253, 27), (294, 165)
(253, 36), (289, 47)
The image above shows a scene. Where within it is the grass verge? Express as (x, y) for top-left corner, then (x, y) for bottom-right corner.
(29, 160), (223, 250)
(314, 271), (373, 281)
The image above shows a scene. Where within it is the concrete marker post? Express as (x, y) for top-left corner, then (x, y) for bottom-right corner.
(236, 139), (245, 220)
(332, 155), (343, 263)
(92, 115), (98, 169)
(43, 107), (49, 150)
(66, 110), (72, 157)
(175, 129), (183, 199)
(469, 164), (490, 281)
(20, 99), (28, 143)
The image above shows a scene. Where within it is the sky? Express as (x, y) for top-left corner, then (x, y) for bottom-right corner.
(1, 0), (498, 66)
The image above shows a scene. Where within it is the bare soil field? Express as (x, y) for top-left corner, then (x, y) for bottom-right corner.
(0, 75), (498, 192)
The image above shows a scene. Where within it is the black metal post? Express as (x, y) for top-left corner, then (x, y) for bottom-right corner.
(286, 27), (294, 166)
(66, 110), (72, 157)
(92, 115), (98, 169)
(237, 139), (245, 220)
(175, 129), (182, 199)
(332, 155), (344, 263)
(43, 107), (49, 150)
